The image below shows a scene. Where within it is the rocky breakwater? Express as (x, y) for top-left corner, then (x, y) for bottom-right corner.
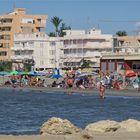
(40, 117), (93, 139)
(40, 118), (140, 139)
(40, 117), (81, 135)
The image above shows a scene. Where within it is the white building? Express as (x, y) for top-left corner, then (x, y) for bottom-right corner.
(60, 28), (113, 69)
(114, 36), (140, 53)
(12, 28), (113, 71)
(12, 32), (63, 71)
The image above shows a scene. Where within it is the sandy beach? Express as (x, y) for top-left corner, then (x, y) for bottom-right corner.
(0, 85), (139, 97)
(0, 131), (140, 140)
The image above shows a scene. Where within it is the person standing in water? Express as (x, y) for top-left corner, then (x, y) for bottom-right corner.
(99, 81), (106, 99)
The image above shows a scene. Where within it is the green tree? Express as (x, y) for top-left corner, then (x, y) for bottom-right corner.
(81, 59), (92, 68)
(48, 32), (56, 37)
(51, 16), (62, 36)
(0, 61), (12, 71)
(59, 23), (71, 37)
(116, 31), (127, 36)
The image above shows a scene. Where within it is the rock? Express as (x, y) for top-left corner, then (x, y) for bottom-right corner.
(85, 120), (120, 133)
(80, 130), (94, 139)
(40, 117), (81, 135)
(120, 119), (140, 132)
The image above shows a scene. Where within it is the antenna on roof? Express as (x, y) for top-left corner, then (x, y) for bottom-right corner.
(13, 0), (16, 10)
(97, 24), (100, 29)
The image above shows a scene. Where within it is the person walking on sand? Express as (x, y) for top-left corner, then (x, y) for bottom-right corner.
(99, 81), (106, 99)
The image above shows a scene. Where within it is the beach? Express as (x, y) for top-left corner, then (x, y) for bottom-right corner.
(0, 131), (140, 140)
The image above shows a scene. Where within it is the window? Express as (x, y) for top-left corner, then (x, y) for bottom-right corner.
(49, 59), (54, 64)
(133, 63), (140, 69)
(50, 41), (56, 46)
(0, 51), (7, 56)
(49, 50), (55, 55)
(117, 62), (124, 70)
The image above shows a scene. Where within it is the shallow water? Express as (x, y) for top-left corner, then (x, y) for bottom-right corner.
(0, 88), (140, 135)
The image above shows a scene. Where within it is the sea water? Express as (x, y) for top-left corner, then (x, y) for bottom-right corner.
(0, 88), (140, 135)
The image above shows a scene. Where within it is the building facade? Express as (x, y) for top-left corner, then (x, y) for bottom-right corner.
(60, 28), (113, 69)
(100, 35), (140, 74)
(100, 52), (140, 75)
(13, 32), (63, 71)
(0, 8), (47, 61)
(113, 36), (140, 53)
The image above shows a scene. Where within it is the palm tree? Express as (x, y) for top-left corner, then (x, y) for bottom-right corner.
(48, 32), (56, 37)
(116, 31), (127, 36)
(59, 23), (71, 37)
(51, 16), (62, 37)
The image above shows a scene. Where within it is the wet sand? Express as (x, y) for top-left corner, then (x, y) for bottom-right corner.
(0, 85), (139, 97)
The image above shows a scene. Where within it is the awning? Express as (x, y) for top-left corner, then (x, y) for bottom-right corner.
(84, 58), (98, 62)
(125, 55), (140, 60)
(63, 58), (81, 62)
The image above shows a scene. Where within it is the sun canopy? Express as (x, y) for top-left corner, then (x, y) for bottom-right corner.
(10, 70), (18, 75)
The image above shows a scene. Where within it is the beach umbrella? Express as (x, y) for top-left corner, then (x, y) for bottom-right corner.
(51, 68), (62, 79)
(51, 74), (62, 79)
(18, 71), (29, 75)
(126, 72), (136, 77)
(29, 71), (39, 76)
(36, 71), (47, 76)
(0, 71), (9, 76)
(10, 70), (18, 75)
(77, 72), (98, 77)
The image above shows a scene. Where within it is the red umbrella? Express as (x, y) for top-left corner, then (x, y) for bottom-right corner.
(126, 72), (136, 77)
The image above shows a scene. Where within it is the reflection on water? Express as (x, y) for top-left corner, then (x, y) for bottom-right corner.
(0, 88), (140, 135)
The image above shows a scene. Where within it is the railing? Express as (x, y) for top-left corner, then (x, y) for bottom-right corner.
(0, 22), (12, 26)
(11, 55), (33, 60)
(13, 44), (34, 50)
(115, 45), (140, 48)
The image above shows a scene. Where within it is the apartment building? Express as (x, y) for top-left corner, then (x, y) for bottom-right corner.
(100, 35), (140, 74)
(60, 28), (113, 69)
(0, 8), (47, 61)
(113, 35), (140, 53)
(13, 32), (63, 71)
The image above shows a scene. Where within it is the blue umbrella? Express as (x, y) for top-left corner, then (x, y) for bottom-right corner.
(0, 71), (9, 76)
(29, 71), (39, 76)
(77, 72), (98, 77)
(51, 74), (62, 79)
(36, 71), (47, 76)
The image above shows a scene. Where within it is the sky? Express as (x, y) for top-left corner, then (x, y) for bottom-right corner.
(0, 0), (140, 35)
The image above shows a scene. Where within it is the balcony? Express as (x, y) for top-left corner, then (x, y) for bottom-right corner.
(36, 19), (46, 28)
(115, 45), (140, 48)
(12, 45), (34, 51)
(0, 22), (12, 27)
(0, 39), (10, 44)
(0, 31), (11, 35)
(11, 55), (33, 60)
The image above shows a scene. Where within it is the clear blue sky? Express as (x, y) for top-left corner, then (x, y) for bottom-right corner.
(0, 0), (140, 35)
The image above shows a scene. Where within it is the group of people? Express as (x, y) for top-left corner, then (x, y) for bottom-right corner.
(63, 71), (140, 98)
(5, 74), (45, 88)
(3, 70), (140, 99)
